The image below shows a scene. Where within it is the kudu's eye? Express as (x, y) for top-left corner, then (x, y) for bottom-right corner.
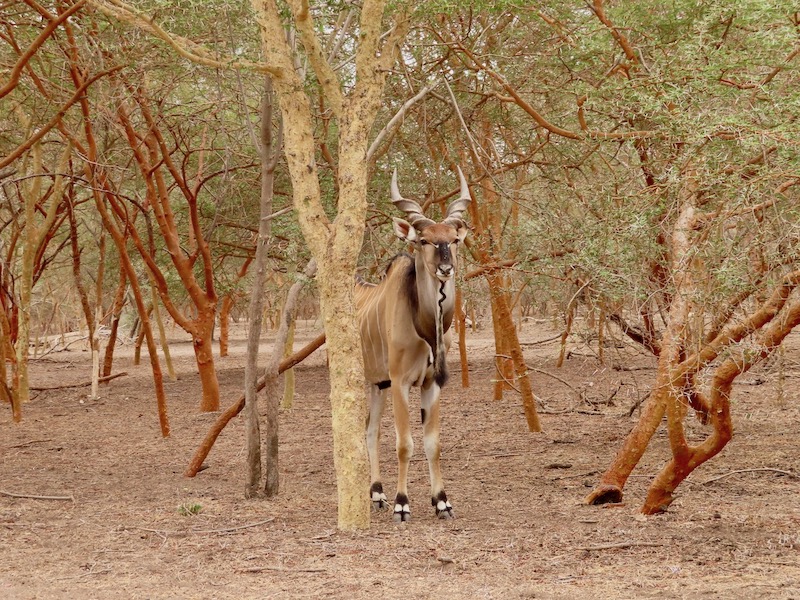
(419, 239), (430, 246)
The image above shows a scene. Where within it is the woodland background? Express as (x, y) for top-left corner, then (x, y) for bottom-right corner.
(2, 0), (800, 550)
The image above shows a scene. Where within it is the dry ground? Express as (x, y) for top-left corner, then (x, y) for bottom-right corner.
(2, 321), (800, 599)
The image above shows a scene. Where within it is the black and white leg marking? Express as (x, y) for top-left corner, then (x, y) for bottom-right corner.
(370, 482), (388, 510)
(393, 492), (411, 523)
(432, 490), (453, 519)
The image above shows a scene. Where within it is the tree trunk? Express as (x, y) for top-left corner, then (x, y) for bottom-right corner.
(89, 180), (170, 437)
(251, 0), (407, 530)
(150, 281), (176, 381)
(219, 295), (234, 358)
(281, 317), (296, 408)
(102, 269), (127, 379)
(487, 271), (541, 432)
(194, 312), (220, 412)
(185, 331), (326, 478)
(455, 287), (469, 388)
(316, 259), (370, 527)
(244, 75), (281, 498)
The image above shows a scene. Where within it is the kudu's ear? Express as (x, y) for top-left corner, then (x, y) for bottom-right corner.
(456, 223), (469, 243)
(393, 217), (417, 242)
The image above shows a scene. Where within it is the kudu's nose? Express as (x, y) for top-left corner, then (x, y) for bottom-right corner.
(437, 264), (453, 279)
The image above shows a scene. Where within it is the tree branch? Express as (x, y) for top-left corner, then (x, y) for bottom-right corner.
(367, 79), (440, 163)
(288, 0), (344, 118)
(0, 0), (87, 100)
(87, 0), (281, 76)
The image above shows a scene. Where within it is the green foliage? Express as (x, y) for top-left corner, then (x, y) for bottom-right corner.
(177, 502), (203, 516)
(2, 0), (797, 341)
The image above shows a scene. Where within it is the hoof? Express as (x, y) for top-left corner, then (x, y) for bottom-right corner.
(432, 491), (454, 519)
(585, 484), (623, 505)
(370, 482), (388, 511)
(393, 493), (411, 523)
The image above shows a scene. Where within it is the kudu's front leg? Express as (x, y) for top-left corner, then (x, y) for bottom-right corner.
(421, 379), (453, 519)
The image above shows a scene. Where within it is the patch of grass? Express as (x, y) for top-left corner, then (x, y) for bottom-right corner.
(177, 502), (203, 516)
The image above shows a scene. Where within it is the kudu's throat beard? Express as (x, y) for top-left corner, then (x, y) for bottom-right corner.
(432, 279), (449, 387)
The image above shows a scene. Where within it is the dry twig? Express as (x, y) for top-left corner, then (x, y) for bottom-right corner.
(575, 541), (664, 551)
(237, 565), (326, 574)
(30, 372), (127, 391)
(128, 517), (275, 537)
(0, 489), (74, 501)
(702, 468), (798, 485)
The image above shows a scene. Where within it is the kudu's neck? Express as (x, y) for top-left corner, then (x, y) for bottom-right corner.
(414, 253), (456, 331)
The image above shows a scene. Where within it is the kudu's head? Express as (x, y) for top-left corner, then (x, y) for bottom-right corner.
(391, 168), (471, 282)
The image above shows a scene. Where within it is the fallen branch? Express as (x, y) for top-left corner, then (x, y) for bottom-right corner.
(529, 366), (579, 395)
(0, 489), (74, 501)
(236, 565), (326, 574)
(30, 372), (127, 391)
(185, 333), (326, 477)
(9, 438), (52, 449)
(520, 333), (563, 346)
(130, 517), (275, 537)
(575, 541), (664, 552)
(702, 468), (799, 485)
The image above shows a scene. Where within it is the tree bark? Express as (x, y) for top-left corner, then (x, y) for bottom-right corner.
(243, 75), (282, 498)
(185, 332), (326, 478)
(250, 0), (408, 530)
(455, 287), (469, 388)
(102, 268), (127, 379)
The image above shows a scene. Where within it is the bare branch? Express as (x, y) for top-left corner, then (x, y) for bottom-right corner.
(87, 0), (281, 75)
(367, 79), (440, 163)
(288, 0), (344, 117)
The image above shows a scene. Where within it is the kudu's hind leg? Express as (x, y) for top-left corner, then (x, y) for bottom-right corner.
(421, 380), (453, 519)
(366, 384), (388, 510)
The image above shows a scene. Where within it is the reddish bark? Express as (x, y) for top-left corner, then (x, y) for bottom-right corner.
(455, 287), (469, 388)
(111, 82), (222, 411)
(218, 296), (234, 358)
(219, 257), (254, 357)
(102, 269), (128, 378)
(185, 332), (326, 477)
(57, 19), (170, 436)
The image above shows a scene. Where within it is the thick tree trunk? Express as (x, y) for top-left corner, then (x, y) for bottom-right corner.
(251, 0), (406, 530)
(193, 312), (220, 412)
(317, 260), (370, 527)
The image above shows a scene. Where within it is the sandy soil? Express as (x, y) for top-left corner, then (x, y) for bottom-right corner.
(2, 321), (799, 599)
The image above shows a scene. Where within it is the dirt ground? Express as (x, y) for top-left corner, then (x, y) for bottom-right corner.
(2, 320), (799, 599)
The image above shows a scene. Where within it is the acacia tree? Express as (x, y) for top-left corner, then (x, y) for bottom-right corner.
(89, 0), (413, 528)
(248, 0), (412, 529)
(0, 1), (100, 419)
(370, 2), (799, 511)
(435, 1), (800, 511)
(111, 79), (228, 412)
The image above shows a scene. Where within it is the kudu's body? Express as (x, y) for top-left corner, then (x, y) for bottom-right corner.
(355, 169), (470, 522)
